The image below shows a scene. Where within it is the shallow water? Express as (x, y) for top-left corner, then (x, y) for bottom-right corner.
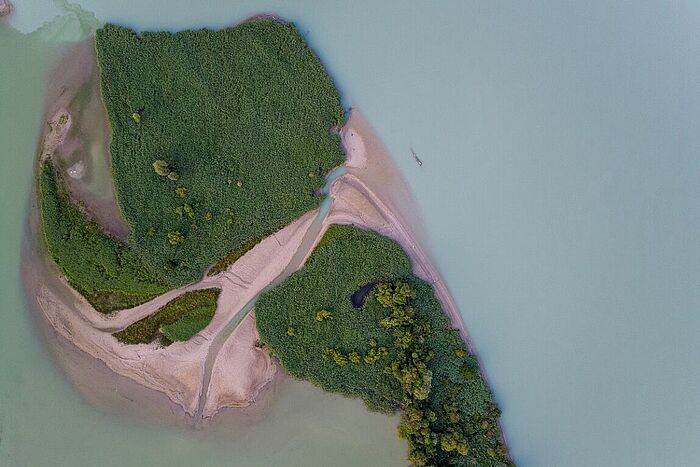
(3, 1), (700, 466)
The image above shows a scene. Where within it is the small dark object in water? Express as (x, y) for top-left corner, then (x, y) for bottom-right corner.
(410, 147), (423, 166)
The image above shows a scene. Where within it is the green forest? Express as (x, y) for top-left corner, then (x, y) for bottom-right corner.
(255, 225), (511, 466)
(38, 160), (170, 313)
(95, 21), (345, 285)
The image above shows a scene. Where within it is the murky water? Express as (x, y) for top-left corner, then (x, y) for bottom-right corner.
(3, 1), (699, 466)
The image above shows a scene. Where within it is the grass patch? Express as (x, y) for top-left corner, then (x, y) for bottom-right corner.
(95, 21), (345, 285)
(160, 305), (216, 342)
(38, 160), (170, 313)
(255, 225), (510, 466)
(114, 288), (220, 345)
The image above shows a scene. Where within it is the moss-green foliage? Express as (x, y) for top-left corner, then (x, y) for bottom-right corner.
(255, 225), (511, 466)
(257, 225), (412, 412)
(114, 288), (220, 345)
(38, 161), (170, 313)
(95, 21), (345, 285)
(160, 305), (216, 342)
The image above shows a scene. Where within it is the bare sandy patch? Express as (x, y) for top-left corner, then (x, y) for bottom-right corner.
(202, 313), (276, 417)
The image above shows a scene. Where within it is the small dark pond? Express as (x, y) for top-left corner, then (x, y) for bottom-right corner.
(350, 282), (377, 308)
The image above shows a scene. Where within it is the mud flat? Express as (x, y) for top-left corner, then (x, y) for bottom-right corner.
(40, 39), (129, 240)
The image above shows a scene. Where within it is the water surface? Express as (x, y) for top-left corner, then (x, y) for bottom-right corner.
(3, 1), (699, 466)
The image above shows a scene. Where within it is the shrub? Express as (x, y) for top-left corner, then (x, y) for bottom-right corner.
(167, 231), (184, 245)
(152, 160), (171, 176)
(315, 309), (333, 321)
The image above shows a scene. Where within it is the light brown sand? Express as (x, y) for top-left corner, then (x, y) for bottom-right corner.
(202, 313), (276, 417)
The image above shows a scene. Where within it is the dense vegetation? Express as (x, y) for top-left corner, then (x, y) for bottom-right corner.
(114, 288), (220, 345)
(38, 160), (170, 313)
(256, 225), (511, 466)
(160, 305), (216, 342)
(95, 21), (345, 285)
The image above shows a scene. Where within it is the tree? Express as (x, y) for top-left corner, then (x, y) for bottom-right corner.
(315, 309), (333, 321)
(152, 160), (170, 176)
(167, 231), (184, 245)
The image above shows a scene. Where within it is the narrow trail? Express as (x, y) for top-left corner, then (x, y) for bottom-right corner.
(194, 166), (346, 423)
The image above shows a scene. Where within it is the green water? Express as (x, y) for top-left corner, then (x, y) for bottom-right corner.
(0, 15), (405, 467)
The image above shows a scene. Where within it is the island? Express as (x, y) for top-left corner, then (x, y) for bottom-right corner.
(26, 18), (512, 466)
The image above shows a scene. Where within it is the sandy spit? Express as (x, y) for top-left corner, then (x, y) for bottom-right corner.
(202, 313), (276, 416)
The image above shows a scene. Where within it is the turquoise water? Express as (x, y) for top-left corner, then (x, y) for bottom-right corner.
(3, 1), (700, 466)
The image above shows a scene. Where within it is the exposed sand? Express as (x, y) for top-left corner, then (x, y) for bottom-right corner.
(340, 122), (367, 169)
(202, 313), (276, 416)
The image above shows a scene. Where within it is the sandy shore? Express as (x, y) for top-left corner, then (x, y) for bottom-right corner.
(331, 111), (473, 350)
(202, 313), (276, 416)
